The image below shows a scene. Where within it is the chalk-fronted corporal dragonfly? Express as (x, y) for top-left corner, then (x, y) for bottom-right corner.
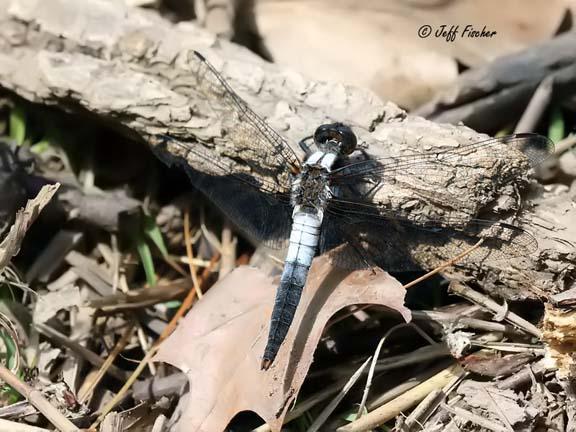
(155, 51), (553, 370)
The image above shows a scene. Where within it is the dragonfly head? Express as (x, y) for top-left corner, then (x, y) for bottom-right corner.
(313, 123), (357, 156)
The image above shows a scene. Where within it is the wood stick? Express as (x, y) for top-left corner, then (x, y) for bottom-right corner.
(440, 403), (509, 432)
(514, 75), (554, 134)
(34, 323), (128, 380)
(402, 240), (483, 291)
(0, 419), (52, 432)
(449, 281), (542, 337)
(336, 364), (464, 432)
(78, 321), (136, 403)
(0, 364), (79, 432)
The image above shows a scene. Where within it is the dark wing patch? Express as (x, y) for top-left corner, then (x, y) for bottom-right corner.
(153, 139), (293, 250)
(320, 203), (537, 272)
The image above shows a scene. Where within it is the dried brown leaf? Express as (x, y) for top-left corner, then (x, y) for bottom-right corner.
(154, 255), (410, 432)
(457, 381), (534, 426)
(460, 352), (536, 378)
(0, 183), (60, 271)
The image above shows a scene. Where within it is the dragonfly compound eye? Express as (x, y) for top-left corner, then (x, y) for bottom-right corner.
(314, 123), (357, 155)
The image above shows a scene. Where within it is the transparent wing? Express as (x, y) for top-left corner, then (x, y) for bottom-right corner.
(320, 209), (537, 272)
(148, 50), (305, 249)
(330, 133), (554, 185)
(326, 133), (554, 232)
(319, 215), (416, 271)
(186, 51), (301, 191)
(153, 136), (293, 249)
(155, 135), (288, 196)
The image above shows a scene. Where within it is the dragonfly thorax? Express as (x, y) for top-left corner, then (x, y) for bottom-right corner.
(291, 162), (332, 216)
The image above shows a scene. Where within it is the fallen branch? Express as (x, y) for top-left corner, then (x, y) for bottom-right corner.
(0, 364), (79, 432)
(336, 364), (465, 432)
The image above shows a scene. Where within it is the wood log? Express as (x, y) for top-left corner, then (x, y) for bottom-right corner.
(0, 0), (573, 300)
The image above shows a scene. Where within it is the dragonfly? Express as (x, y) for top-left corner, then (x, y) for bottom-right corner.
(154, 51), (554, 370)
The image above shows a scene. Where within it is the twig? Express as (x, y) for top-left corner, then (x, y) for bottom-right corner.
(413, 310), (517, 334)
(35, 323), (128, 380)
(87, 279), (190, 313)
(555, 133), (576, 155)
(402, 364), (466, 431)
(110, 234), (120, 293)
(161, 253), (220, 338)
(200, 211), (222, 251)
(336, 364), (464, 432)
(0, 399), (37, 418)
(357, 323), (439, 418)
(405, 373), (467, 430)
(306, 357), (372, 432)
(496, 358), (549, 389)
(91, 345), (159, 429)
(174, 256), (213, 267)
(471, 340), (545, 354)
(184, 208), (203, 299)
(374, 344), (450, 372)
(356, 326), (399, 419)
(399, 389), (443, 432)
(0, 418), (51, 432)
(440, 402), (509, 432)
(136, 323), (156, 375)
(218, 222), (236, 279)
(482, 387), (515, 432)
(161, 253), (189, 278)
(78, 321), (136, 403)
(402, 239), (484, 290)
(310, 344), (449, 380)
(449, 281), (542, 337)
(368, 360), (454, 411)
(0, 363), (79, 432)
(514, 75), (554, 134)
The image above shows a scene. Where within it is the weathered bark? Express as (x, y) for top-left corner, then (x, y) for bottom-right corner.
(0, 0), (573, 300)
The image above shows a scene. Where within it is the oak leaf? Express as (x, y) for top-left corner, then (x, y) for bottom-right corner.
(154, 255), (410, 431)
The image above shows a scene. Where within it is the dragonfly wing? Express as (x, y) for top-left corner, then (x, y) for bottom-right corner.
(321, 200), (537, 272)
(185, 51), (301, 188)
(154, 138), (293, 249)
(331, 133), (554, 184)
(319, 213), (419, 271)
(328, 133), (554, 233)
(151, 51), (304, 249)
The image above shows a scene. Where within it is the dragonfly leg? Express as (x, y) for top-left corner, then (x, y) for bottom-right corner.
(298, 135), (315, 158)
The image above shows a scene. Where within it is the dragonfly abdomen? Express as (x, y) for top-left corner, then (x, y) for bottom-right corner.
(261, 211), (321, 369)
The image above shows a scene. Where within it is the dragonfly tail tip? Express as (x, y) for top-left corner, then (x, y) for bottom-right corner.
(261, 358), (272, 371)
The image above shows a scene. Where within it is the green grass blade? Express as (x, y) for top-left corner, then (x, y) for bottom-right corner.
(135, 237), (157, 286)
(143, 214), (169, 258)
(9, 104), (26, 146)
(548, 107), (564, 143)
